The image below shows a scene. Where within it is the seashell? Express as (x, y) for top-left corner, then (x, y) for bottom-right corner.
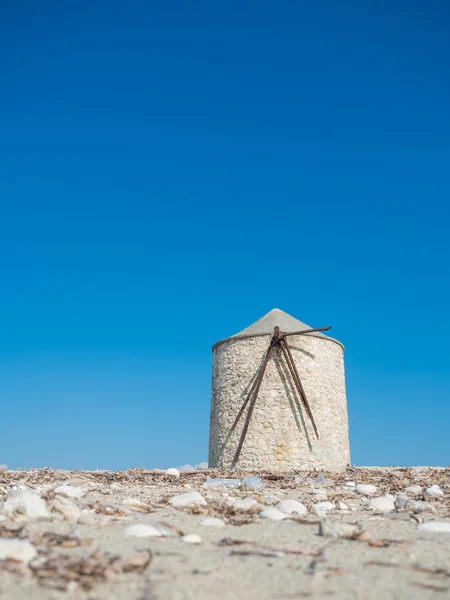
(0, 539), (37, 563)
(276, 499), (307, 516)
(53, 497), (82, 520)
(4, 490), (50, 519)
(54, 485), (85, 499)
(169, 492), (207, 509)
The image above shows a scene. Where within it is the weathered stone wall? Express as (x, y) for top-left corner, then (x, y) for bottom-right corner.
(209, 333), (350, 472)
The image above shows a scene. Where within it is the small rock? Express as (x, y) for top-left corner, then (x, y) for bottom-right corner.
(0, 539), (37, 563)
(368, 495), (395, 512)
(183, 533), (202, 544)
(344, 481), (356, 488)
(277, 499), (307, 516)
(78, 512), (98, 525)
(166, 468), (180, 479)
(355, 484), (377, 496)
(200, 517), (225, 527)
(314, 501), (334, 514)
(4, 490), (50, 519)
(417, 522), (450, 533)
(54, 485), (85, 499)
(425, 485), (444, 497)
(404, 485), (423, 495)
(259, 507), (289, 521)
(395, 494), (409, 509)
(242, 476), (265, 490)
(319, 520), (360, 539)
(169, 492), (207, 509)
(53, 497), (82, 521)
(206, 476), (240, 489)
(226, 497), (263, 513)
(337, 501), (349, 511)
(124, 524), (165, 538)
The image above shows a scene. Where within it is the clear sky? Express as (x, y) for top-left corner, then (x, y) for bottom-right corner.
(1, 0), (449, 470)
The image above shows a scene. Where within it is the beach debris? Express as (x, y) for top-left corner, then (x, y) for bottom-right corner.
(242, 476), (265, 490)
(165, 468), (180, 479)
(405, 500), (436, 513)
(122, 498), (152, 513)
(54, 484), (85, 499)
(404, 485), (423, 495)
(417, 521), (450, 533)
(337, 501), (349, 511)
(368, 495), (395, 512)
(0, 539), (37, 563)
(124, 522), (182, 538)
(219, 537), (324, 557)
(259, 507), (289, 521)
(4, 490), (50, 519)
(29, 532), (90, 548)
(206, 476), (240, 489)
(313, 501), (334, 514)
(182, 533), (202, 544)
(355, 484), (377, 496)
(394, 494), (409, 509)
(425, 485), (444, 497)
(225, 497), (263, 513)
(318, 520), (361, 539)
(277, 499), (307, 516)
(200, 517), (225, 527)
(53, 497), (82, 521)
(169, 492), (207, 509)
(313, 473), (333, 486)
(344, 481), (356, 488)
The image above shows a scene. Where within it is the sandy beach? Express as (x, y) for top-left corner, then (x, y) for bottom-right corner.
(0, 466), (449, 599)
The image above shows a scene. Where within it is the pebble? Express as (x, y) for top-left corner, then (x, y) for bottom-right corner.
(124, 524), (165, 538)
(344, 481), (356, 488)
(78, 512), (98, 525)
(404, 485), (423, 495)
(425, 485), (444, 497)
(395, 494), (409, 509)
(169, 492), (207, 509)
(355, 484), (377, 496)
(314, 501), (334, 513)
(4, 490), (50, 519)
(276, 499), (307, 516)
(337, 501), (349, 510)
(200, 517), (225, 527)
(259, 507), (289, 521)
(368, 495), (395, 512)
(0, 539), (37, 563)
(319, 520), (360, 539)
(182, 533), (202, 544)
(54, 485), (85, 499)
(226, 497), (262, 512)
(53, 497), (82, 520)
(166, 468), (180, 479)
(417, 522), (450, 533)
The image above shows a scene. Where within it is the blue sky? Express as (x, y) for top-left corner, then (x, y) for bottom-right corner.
(1, 0), (449, 470)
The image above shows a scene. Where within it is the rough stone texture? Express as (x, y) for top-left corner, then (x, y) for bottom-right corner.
(209, 332), (350, 472)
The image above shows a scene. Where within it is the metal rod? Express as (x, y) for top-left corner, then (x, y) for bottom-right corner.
(283, 326), (331, 337)
(279, 338), (319, 439)
(233, 342), (276, 463)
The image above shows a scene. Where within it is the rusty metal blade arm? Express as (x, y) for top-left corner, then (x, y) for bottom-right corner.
(283, 326), (331, 337)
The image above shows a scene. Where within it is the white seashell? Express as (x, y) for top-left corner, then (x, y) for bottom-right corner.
(355, 484), (377, 496)
(417, 521), (450, 533)
(53, 497), (82, 521)
(4, 490), (50, 519)
(200, 517), (225, 527)
(337, 501), (349, 510)
(368, 495), (395, 512)
(425, 485), (444, 497)
(166, 468), (180, 479)
(277, 499), (307, 516)
(124, 524), (164, 538)
(54, 485), (85, 499)
(122, 498), (151, 513)
(404, 485), (423, 495)
(0, 539), (37, 563)
(182, 533), (202, 544)
(226, 497), (263, 513)
(169, 492), (207, 509)
(259, 507), (289, 521)
(344, 481), (356, 488)
(314, 501), (334, 513)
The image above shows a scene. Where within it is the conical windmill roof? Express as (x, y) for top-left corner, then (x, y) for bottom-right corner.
(213, 308), (343, 349)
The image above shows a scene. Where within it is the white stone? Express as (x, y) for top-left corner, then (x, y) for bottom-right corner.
(417, 522), (450, 533)
(54, 485), (85, 499)
(4, 490), (50, 519)
(169, 492), (207, 509)
(319, 520), (360, 539)
(226, 497), (262, 512)
(53, 497), (82, 520)
(404, 485), (423, 495)
(425, 485), (444, 497)
(368, 495), (395, 512)
(0, 539), (37, 563)
(355, 484), (377, 496)
(124, 524), (164, 538)
(337, 501), (349, 510)
(259, 507), (289, 521)
(182, 533), (202, 544)
(200, 517), (225, 527)
(344, 481), (356, 488)
(395, 494), (409, 509)
(277, 499), (307, 516)
(314, 501), (334, 513)
(166, 468), (180, 479)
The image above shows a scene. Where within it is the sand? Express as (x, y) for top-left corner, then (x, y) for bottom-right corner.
(0, 467), (449, 599)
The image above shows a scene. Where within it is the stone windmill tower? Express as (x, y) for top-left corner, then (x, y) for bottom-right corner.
(209, 308), (350, 472)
